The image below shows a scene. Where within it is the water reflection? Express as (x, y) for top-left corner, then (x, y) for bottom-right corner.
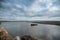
(1, 22), (60, 40)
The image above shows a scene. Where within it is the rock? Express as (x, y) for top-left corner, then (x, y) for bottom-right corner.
(0, 27), (13, 40)
(21, 35), (42, 40)
(14, 36), (21, 40)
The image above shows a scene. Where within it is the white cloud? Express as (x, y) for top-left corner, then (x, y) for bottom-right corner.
(36, 0), (48, 2)
(48, 6), (60, 12)
(46, 3), (53, 9)
(24, 1), (41, 12)
(11, 8), (16, 11)
(15, 4), (22, 8)
(28, 4), (40, 12)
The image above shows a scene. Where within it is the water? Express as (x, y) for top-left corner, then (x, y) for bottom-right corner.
(1, 22), (60, 40)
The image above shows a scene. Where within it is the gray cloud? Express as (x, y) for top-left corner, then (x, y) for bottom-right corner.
(0, 0), (60, 21)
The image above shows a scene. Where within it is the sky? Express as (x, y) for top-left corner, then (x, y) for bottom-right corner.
(0, 0), (60, 21)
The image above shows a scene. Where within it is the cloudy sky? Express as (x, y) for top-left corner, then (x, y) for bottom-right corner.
(0, 0), (60, 21)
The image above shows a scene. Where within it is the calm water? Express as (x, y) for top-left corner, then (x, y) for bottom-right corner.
(1, 22), (60, 40)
